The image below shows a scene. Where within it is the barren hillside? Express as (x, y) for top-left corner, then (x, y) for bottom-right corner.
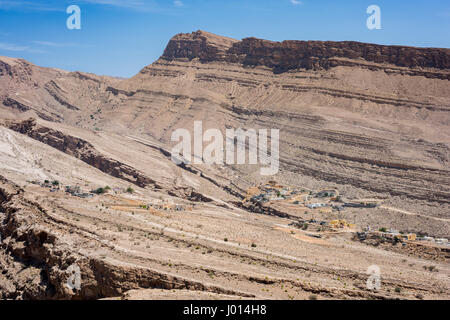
(0, 31), (449, 300)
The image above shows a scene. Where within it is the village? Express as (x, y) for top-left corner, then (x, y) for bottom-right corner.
(27, 179), (448, 249)
(27, 179), (188, 213)
(244, 181), (449, 248)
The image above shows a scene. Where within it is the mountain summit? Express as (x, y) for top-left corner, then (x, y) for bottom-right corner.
(161, 30), (450, 77)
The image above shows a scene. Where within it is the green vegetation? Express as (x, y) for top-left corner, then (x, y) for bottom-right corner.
(126, 187), (134, 193)
(94, 186), (113, 195)
(95, 188), (106, 194)
(379, 227), (387, 233)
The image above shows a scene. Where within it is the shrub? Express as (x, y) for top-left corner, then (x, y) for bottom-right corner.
(379, 227), (387, 233)
(395, 287), (401, 293)
(425, 265), (437, 272)
(251, 243), (257, 248)
(126, 187), (134, 193)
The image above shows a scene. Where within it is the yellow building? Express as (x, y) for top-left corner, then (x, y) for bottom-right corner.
(407, 233), (417, 241)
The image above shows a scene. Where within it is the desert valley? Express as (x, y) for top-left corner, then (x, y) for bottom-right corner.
(0, 30), (449, 300)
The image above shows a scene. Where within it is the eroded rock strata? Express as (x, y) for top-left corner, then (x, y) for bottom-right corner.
(0, 31), (449, 300)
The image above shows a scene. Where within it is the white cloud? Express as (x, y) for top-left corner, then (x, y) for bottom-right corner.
(0, 43), (29, 51)
(0, 1), (62, 11)
(0, 1), (158, 12)
(174, 0), (183, 7)
(83, 0), (143, 7)
(33, 41), (70, 47)
(0, 42), (45, 53)
(290, 0), (302, 5)
(32, 41), (87, 47)
(81, 0), (158, 11)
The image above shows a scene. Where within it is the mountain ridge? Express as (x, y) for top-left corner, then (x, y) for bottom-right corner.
(160, 30), (450, 78)
(0, 30), (449, 300)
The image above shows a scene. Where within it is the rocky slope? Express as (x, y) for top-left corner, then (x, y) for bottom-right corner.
(0, 176), (254, 299)
(0, 31), (449, 300)
(1, 174), (448, 300)
(0, 56), (121, 123)
(110, 31), (450, 222)
(5, 118), (161, 189)
(1, 31), (449, 229)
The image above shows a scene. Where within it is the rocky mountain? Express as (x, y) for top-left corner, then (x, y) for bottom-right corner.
(163, 30), (450, 78)
(0, 31), (449, 300)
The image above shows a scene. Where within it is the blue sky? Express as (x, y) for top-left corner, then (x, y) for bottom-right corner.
(0, 0), (449, 77)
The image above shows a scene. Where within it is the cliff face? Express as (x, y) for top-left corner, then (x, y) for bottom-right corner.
(161, 31), (450, 78)
(162, 30), (239, 62)
(6, 119), (161, 189)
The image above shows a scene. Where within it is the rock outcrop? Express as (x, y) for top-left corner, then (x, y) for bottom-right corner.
(161, 30), (450, 79)
(0, 57), (33, 81)
(6, 119), (161, 189)
(0, 176), (254, 299)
